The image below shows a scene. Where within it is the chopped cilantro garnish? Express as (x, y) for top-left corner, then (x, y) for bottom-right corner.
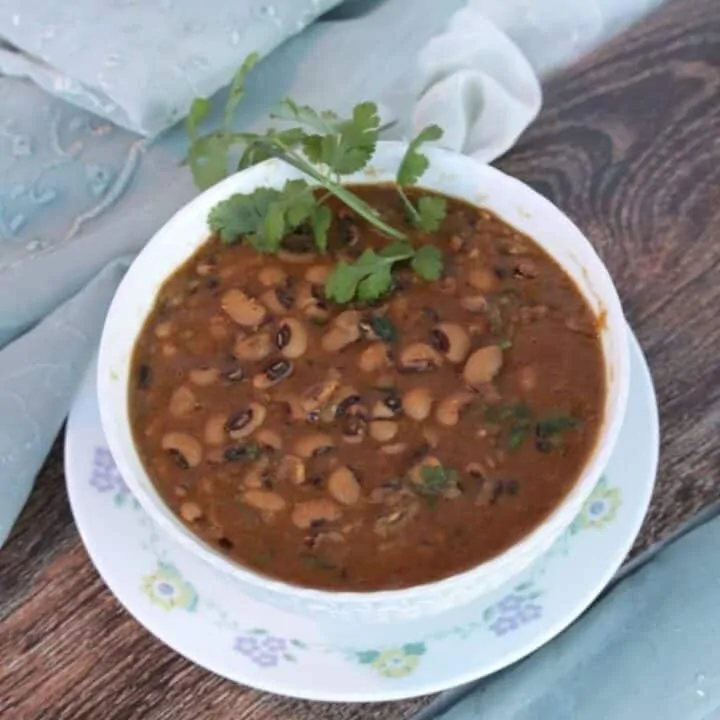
(186, 55), (447, 304)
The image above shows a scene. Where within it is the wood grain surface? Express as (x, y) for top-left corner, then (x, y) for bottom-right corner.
(2, 0), (719, 717)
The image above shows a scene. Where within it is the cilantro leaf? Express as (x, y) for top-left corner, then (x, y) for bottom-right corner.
(397, 124), (443, 187)
(271, 99), (341, 134)
(310, 205), (332, 253)
(186, 134), (231, 191)
(396, 125), (448, 230)
(325, 244), (414, 303)
(208, 187), (281, 244)
(187, 97), (211, 141)
(410, 244), (443, 280)
(300, 101), (380, 175)
(416, 195), (447, 232)
(357, 263), (393, 301)
(414, 464), (459, 496)
(224, 52), (260, 130)
(208, 179), (317, 252)
(237, 128), (305, 171)
(325, 261), (362, 303)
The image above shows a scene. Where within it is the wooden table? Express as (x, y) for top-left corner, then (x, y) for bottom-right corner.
(2, 0), (719, 717)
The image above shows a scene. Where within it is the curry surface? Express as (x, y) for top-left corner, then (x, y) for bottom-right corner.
(129, 186), (605, 591)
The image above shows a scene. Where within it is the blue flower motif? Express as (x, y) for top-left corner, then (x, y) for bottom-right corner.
(262, 636), (287, 653)
(490, 616), (519, 636)
(90, 446), (127, 494)
(254, 652), (278, 668)
(498, 594), (524, 613)
(518, 603), (542, 623)
(233, 632), (299, 667)
(234, 636), (260, 655)
(486, 583), (544, 637)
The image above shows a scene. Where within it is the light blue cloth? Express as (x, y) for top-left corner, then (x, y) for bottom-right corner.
(0, 0), (665, 552)
(424, 506), (720, 720)
(0, 0), (342, 136)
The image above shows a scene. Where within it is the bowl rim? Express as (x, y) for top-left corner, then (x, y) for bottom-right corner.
(98, 141), (631, 606)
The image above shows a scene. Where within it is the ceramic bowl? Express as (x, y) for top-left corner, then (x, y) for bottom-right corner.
(97, 142), (630, 623)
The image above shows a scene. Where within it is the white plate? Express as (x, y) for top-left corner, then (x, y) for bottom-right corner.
(65, 330), (657, 702)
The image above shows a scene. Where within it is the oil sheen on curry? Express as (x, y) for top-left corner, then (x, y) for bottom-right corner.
(129, 186), (605, 591)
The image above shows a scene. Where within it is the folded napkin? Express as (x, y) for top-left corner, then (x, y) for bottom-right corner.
(0, 0), (342, 136)
(422, 503), (720, 720)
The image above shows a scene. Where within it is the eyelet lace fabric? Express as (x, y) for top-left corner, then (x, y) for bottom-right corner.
(0, 0), (342, 136)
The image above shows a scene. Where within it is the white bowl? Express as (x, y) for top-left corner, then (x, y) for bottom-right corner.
(98, 142), (630, 623)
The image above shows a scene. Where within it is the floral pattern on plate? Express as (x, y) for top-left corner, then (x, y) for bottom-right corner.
(142, 561), (198, 612)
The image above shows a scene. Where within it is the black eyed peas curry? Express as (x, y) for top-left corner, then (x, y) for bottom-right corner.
(129, 186), (605, 591)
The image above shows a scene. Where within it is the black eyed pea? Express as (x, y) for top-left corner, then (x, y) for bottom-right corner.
(372, 399), (395, 420)
(300, 378), (340, 415)
(252, 359), (294, 390)
(334, 310), (362, 331)
(460, 295), (488, 313)
(304, 265), (331, 284)
(255, 428), (283, 452)
(327, 466), (361, 505)
(358, 342), (390, 373)
(341, 412), (368, 444)
(260, 288), (291, 316)
(291, 498), (342, 529)
(295, 282), (330, 322)
(189, 367), (220, 386)
(258, 266), (288, 287)
(322, 325), (360, 353)
(294, 432), (335, 459)
(431, 323), (471, 364)
(234, 332), (272, 362)
(225, 402), (267, 440)
(221, 289), (267, 328)
(398, 343), (443, 373)
(402, 387), (433, 421)
(243, 489), (287, 512)
(436, 391), (475, 426)
(369, 420), (399, 443)
(204, 413), (227, 446)
(332, 386), (361, 420)
(169, 385), (197, 418)
(463, 345), (504, 388)
(276, 454), (306, 485)
(180, 501), (203, 522)
(195, 262), (216, 277)
(161, 432), (203, 468)
(244, 457), (271, 489)
(154, 321), (173, 339)
(467, 267), (498, 292)
(276, 318), (308, 359)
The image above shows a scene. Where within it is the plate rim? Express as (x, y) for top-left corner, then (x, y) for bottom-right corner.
(64, 330), (658, 703)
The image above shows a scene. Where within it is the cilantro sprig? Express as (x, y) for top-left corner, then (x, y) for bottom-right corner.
(396, 125), (448, 232)
(186, 55), (449, 304)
